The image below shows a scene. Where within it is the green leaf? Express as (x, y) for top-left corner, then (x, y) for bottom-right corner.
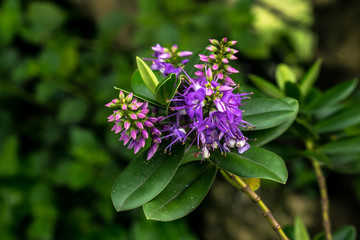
(130, 71), (164, 107)
(315, 105), (360, 133)
(294, 217), (310, 240)
(248, 74), (283, 98)
(155, 73), (179, 107)
(143, 162), (216, 221)
(183, 48), (211, 79)
(136, 56), (159, 94)
(292, 118), (319, 141)
(285, 82), (302, 102)
(307, 79), (358, 111)
(22, 2), (65, 43)
(0, 135), (19, 176)
(111, 143), (185, 211)
(303, 150), (331, 166)
(246, 97), (298, 146)
(210, 146), (288, 184)
(299, 59), (322, 97)
(275, 64), (297, 90)
(328, 153), (360, 174)
(241, 98), (295, 131)
(0, 0), (21, 46)
(314, 226), (356, 240)
(319, 136), (360, 154)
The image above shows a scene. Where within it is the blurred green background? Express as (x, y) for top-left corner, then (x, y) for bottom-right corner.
(0, 0), (359, 239)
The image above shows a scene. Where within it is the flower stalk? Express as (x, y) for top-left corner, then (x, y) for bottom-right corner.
(221, 170), (289, 240)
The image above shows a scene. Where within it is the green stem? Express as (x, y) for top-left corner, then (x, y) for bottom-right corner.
(221, 170), (289, 240)
(306, 141), (332, 240)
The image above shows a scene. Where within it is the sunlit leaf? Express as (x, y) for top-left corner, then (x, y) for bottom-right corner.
(275, 64), (297, 90)
(294, 217), (310, 240)
(136, 56), (159, 94)
(299, 59), (322, 97)
(210, 146), (288, 184)
(112, 143), (185, 211)
(143, 162), (216, 221)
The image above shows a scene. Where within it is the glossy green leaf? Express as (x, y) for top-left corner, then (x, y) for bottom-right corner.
(210, 146), (288, 184)
(307, 78), (358, 111)
(314, 226), (356, 240)
(111, 143), (185, 211)
(241, 98), (295, 131)
(143, 162), (217, 221)
(315, 105), (360, 133)
(130, 71), (164, 107)
(246, 97), (298, 146)
(183, 48), (210, 79)
(294, 217), (310, 240)
(275, 64), (297, 90)
(136, 56), (159, 94)
(155, 73), (180, 108)
(248, 74), (283, 98)
(319, 136), (360, 154)
(299, 59), (322, 96)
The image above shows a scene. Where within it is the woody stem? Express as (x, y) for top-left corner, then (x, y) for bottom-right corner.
(221, 170), (289, 240)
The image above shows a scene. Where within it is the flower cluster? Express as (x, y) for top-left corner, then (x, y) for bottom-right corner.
(106, 38), (252, 160)
(157, 39), (252, 159)
(195, 37), (238, 86)
(106, 91), (162, 159)
(144, 44), (192, 77)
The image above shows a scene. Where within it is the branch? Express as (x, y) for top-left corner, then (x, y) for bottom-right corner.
(221, 170), (289, 240)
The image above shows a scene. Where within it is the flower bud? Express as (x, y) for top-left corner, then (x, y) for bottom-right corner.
(209, 39), (220, 46)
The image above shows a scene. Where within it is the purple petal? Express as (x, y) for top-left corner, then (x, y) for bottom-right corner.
(214, 98), (226, 112)
(178, 51), (192, 57)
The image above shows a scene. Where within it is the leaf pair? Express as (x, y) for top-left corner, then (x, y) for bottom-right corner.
(112, 143), (217, 221)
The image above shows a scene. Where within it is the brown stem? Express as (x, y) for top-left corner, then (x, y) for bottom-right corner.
(312, 159), (332, 240)
(221, 170), (289, 240)
(306, 141), (332, 240)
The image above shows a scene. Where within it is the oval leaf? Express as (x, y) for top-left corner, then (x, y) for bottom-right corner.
(275, 63), (297, 90)
(155, 73), (180, 108)
(210, 146), (288, 184)
(136, 56), (159, 94)
(307, 78), (358, 111)
(111, 143), (185, 211)
(130, 71), (164, 107)
(241, 98), (295, 131)
(299, 59), (322, 97)
(248, 74), (283, 98)
(315, 105), (360, 133)
(143, 162), (217, 221)
(246, 97), (298, 146)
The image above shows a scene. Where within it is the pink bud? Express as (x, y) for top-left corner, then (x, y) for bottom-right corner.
(147, 143), (159, 160)
(130, 113), (137, 120)
(137, 113), (146, 119)
(141, 129), (149, 139)
(212, 64), (219, 70)
(136, 121), (144, 129)
(199, 54), (209, 62)
(219, 85), (233, 92)
(209, 39), (220, 46)
(143, 121), (154, 128)
(222, 58), (229, 64)
(224, 65), (239, 73)
(124, 121), (130, 130)
(178, 51), (192, 57)
(131, 130), (137, 140)
(195, 71), (205, 77)
(115, 125), (122, 134)
(194, 64), (205, 70)
(209, 54), (216, 60)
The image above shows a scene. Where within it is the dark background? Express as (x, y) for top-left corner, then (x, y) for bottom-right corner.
(0, 0), (359, 239)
